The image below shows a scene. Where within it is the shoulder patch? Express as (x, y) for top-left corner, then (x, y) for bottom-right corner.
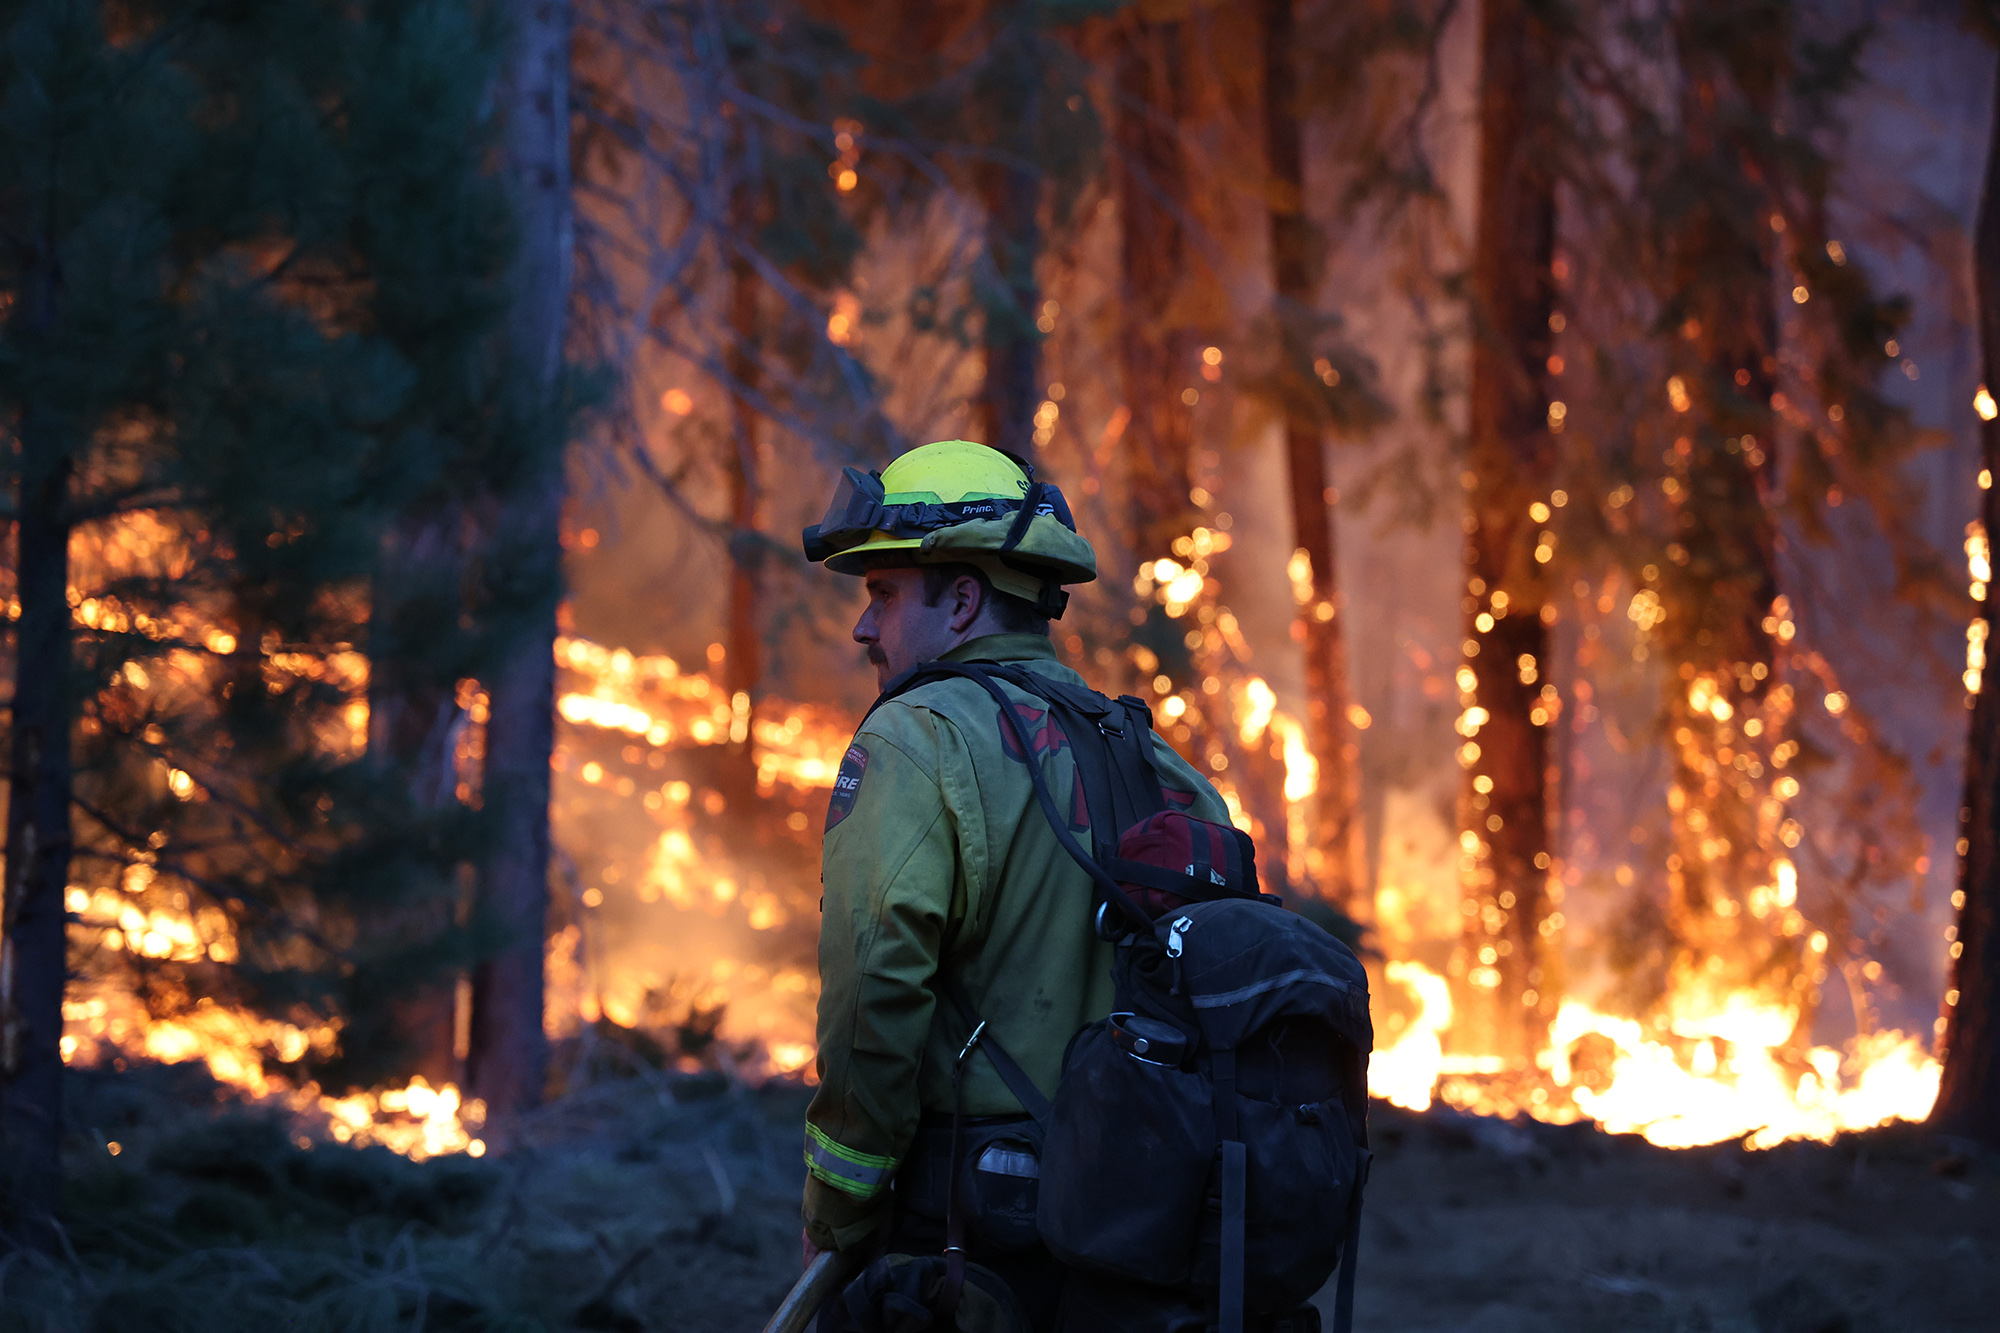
(825, 743), (870, 831)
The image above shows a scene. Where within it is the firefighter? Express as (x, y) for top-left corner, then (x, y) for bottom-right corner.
(797, 439), (1233, 1328)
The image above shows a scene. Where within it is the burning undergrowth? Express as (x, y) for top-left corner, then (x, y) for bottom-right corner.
(546, 634), (840, 1080)
(61, 603), (1948, 1170)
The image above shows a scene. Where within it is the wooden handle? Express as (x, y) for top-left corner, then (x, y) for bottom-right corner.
(760, 1249), (859, 1333)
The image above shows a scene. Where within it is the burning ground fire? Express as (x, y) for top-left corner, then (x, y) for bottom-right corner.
(1121, 529), (1942, 1151)
(60, 611), (1941, 1161)
(1367, 958), (1939, 1149)
(61, 883), (488, 1160)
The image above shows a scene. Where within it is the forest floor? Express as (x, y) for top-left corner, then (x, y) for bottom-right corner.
(1342, 1102), (1996, 1333)
(7, 1058), (1995, 1333)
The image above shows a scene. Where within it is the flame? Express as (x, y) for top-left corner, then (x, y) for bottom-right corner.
(63, 979), (486, 1160)
(1369, 960), (1453, 1111)
(555, 635), (850, 791)
(1363, 960), (1938, 1147)
(319, 1077), (486, 1159)
(549, 635), (838, 1077)
(1546, 997), (1937, 1149)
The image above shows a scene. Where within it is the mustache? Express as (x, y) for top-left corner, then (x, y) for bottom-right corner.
(866, 645), (888, 667)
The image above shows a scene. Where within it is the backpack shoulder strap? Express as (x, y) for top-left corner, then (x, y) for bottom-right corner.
(972, 663), (1167, 846)
(876, 659), (1156, 936)
(938, 976), (1052, 1127)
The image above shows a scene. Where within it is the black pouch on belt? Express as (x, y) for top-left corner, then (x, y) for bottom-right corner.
(897, 1116), (1044, 1252)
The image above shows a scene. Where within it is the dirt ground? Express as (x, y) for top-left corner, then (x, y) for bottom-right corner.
(1326, 1103), (1998, 1333)
(25, 1064), (1999, 1333)
(573, 1085), (2000, 1333)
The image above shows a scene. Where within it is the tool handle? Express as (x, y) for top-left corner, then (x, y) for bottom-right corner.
(760, 1249), (857, 1333)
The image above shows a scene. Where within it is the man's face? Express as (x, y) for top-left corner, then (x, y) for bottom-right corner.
(853, 566), (963, 689)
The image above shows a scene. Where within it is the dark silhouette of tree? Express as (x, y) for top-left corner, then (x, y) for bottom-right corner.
(467, 0), (579, 1126)
(973, 4), (1048, 459)
(1936, 29), (2000, 1150)
(0, 0), (519, 1245)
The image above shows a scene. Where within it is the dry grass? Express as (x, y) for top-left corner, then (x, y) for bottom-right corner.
(4, 1056), (809, 1333)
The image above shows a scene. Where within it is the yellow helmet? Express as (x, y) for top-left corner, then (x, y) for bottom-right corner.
(802, 440), (1096, 617)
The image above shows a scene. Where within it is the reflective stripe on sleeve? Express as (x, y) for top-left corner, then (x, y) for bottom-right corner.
(804, 1123), (898, 1198)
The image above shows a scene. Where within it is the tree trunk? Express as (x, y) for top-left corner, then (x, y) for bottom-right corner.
(1455, 0), (1560, 1063)
(976, 11), (1043, 461)
(721, 231), (763, 814)
(0, 257), (72, 1252)
(1658, 0), (1792, 1035)
(367, 518), (470, 1088)
(1114, 14), (1197, 562)
(977, 159), (1042, 459)
(468, 0), (573, 1127)
(1934, 46), (2000, 1148)
(1261, 0), (1365, 916)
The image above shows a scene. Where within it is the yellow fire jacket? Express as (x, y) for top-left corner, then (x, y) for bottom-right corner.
(802, 633), (1232, 1250)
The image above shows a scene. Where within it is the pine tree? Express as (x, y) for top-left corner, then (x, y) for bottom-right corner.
(1641, 0), (1796, 1026)
(721, 213), (765, 813)
(571, 0), (1097, 694)
(823, 0), (1098, 465)
(571, 0), (879, 763)
(0, 0), (523, 1242)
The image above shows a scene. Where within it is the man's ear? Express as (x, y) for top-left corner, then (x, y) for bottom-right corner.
(947, 573), (984, 633)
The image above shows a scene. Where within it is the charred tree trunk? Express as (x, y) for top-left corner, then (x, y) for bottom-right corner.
(1261, 0), (1365, 916)
(1114, 14), (1197, 562)
(0, 265), (73, 1247)
(1455, 0), (1560, 1062)
(1935, 48), (2000, 1148)
(468, 0), (573, 1126)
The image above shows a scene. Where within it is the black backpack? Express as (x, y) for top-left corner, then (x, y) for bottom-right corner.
(874, 660), (1373, 1333)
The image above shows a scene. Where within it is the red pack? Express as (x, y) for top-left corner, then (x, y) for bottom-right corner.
(1106, 808), (1262, 919)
